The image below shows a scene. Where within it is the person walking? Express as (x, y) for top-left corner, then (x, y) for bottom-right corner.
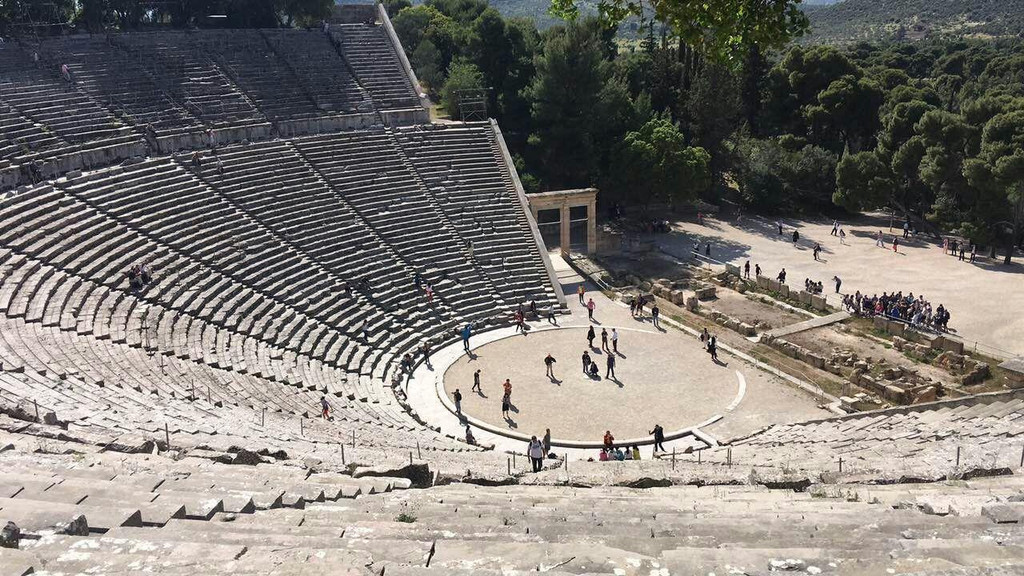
(543, 428), (551, 455)
(651, 304), (660, 328)
(792, 229), (799, 244)
(755, 264), (761, 278)
(605, 353), (616, 379)
(503, 378), (512, 402)
(582, 350), (591, 373)
(501, 395), (511, 419)
(744, 260), (750, 279)
(528, 436), (544, 472)
(959, 244), (966, 261)
(839, 228), (847, 245)
(831, 220), (839, 236)
(461, 323), (472, 351)
(586, 298), (596, 320)
(320, 396), (331, 419)
(708, 335), (719, 362)
(892, 236), (899, 253)
(611, 328), (619, 353)
(777, 221), (783, 235)
(472, 369), (482, 393)
(777, 268), (787, 284)
(587, 325), (596, 348)
(903, 220), (910, 239)
(544, 353), (557, 378)
(601, 328), (609, 352)
(813, 243), (821, 261)
(704, 243), (711, 258)
(577, 284), (585, 305)
(453, 388), (463, 415)
(650, 424), (665, 452)
(603, 430), (615, 450)
(970, 244), (977, 262)
(833, 275), (842, 294)
(876, 230), (885, 248)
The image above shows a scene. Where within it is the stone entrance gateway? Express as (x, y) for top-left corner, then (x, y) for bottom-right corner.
(527, 188), (598, 256)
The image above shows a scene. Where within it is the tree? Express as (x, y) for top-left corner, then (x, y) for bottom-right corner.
(617, 116), (710, 207)
(392, 5), (459, 75)
(812, 74), (885, 155)
(2, 0), (76, 33)
(683, 62), (740, 181)
(834, 151), (894, 212)
(548, 0), (808, 63)
(468, 8), (512, 115)
(382, 0), (412, 19)
(411, 40), (444, 92)
(441, 59), (484, 119)
(964, 110), (1024, 264)
(915, 110), (979, 227)
(525, 19), (612, 188)
(735, 137), (837, 210)
(496, 17), (540, 135)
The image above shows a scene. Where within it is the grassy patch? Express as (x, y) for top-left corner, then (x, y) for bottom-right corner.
(395, 513), (417, 523)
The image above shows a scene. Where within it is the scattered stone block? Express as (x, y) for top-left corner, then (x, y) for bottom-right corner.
(982, 503), (1024, 523)
(685, 297), (699, 312)
(695, 286), (716, 300)
(231, 449), (265, 466)
(725, 263), (741, 277)
(913, 386), (937, 404)
(0, 521), (19, 549)
(756, 275), (769, 289)
(810, 295), (827, 311)
(941, 337), (965, 354)
(999, 357), (1024, 388)
(670, 290), (686, 305)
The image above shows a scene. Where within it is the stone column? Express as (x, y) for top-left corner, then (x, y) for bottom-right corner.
(559, 201), (570, 257)
(586, 198), (597, 254)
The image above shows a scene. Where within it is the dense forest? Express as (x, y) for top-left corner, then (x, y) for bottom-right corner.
(804, 0), (1024, 45)
(388, 0), (1024, 263)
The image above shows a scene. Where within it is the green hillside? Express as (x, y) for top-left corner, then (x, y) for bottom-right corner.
(804, 0), (1024, 43)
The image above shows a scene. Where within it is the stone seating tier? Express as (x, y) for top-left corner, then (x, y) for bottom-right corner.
(3, 438), (1024, 575)
(0, 24), (425, 187)
(0, 124), (558, 477)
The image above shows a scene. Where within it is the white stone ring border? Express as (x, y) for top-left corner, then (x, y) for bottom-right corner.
(422, 324), (746, 449)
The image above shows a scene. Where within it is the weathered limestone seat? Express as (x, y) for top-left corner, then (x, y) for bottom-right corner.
(4, 438), (1024, 575)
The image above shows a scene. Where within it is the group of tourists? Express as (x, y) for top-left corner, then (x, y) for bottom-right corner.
(580, 346), (617, 379)
(843, 291), (952, 331)
(804, 278), (825, 294)
(699, 328), (719, 362)
(596, 430), (642, 461)
(628, 295), (660, 327)
(584, 325), (618, 378)
(526, 428), (552, 472)
(944, 238), (978, 262)
(126, 263), (152, 292)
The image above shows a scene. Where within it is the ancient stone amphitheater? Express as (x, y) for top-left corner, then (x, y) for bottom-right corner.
(1, 5), (1024, 575)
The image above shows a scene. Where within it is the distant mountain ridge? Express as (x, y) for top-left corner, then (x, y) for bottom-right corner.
(804, 0), (1024, 43)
